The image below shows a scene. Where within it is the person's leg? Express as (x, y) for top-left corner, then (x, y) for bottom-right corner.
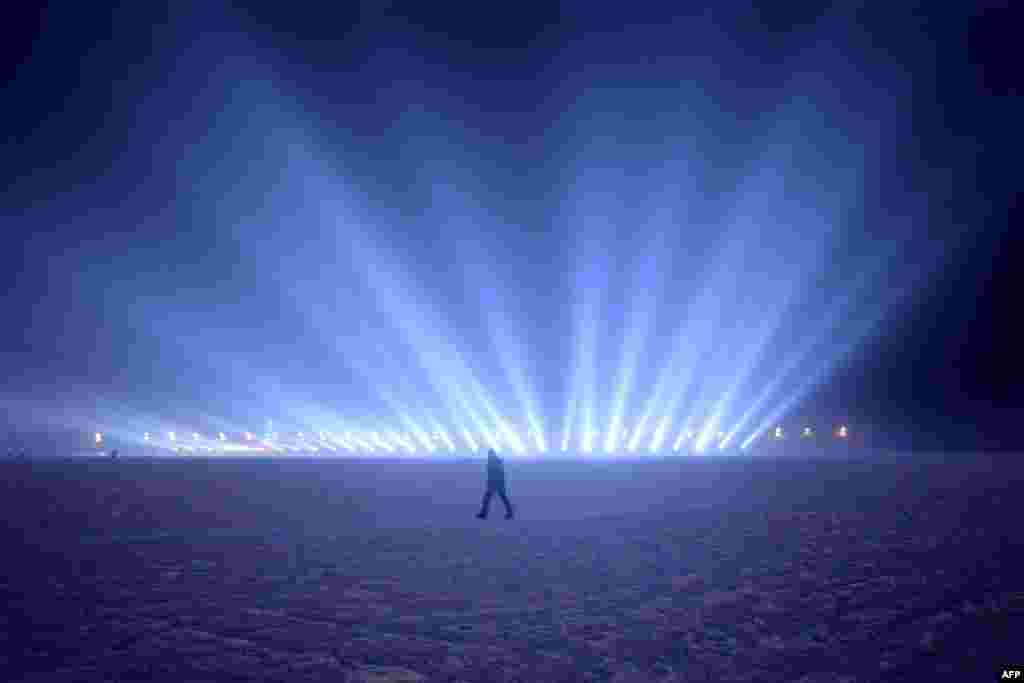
(498, 487), (514, 518)
(477, 489), (494, 518)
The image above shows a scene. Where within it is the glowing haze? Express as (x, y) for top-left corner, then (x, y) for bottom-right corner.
(2, 5), (959, 455)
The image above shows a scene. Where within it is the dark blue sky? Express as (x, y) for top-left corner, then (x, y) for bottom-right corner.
(1, 1), (1020, 451)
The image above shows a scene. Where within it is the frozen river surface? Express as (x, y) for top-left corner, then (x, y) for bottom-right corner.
(1, 453), (1020, 681)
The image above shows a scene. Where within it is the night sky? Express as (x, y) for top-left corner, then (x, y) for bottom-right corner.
(1, 1), (1020, 452)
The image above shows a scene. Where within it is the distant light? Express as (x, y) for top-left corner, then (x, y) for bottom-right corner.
(582, 429), (597, 454)
(531, 427), (547, 453)
(439, 430), (455, 452)
(298, 432), (305, 440)
(773, 426), (784, 440)
(193, 432), (200, 441)
(95, 432), (103, 444)
(604, 427), (619, 454)
(802, 427), (813, 438)
(461, 429), (480, 452)
(218, 432), (226, 441)
(244, 432), (253, 441)
(740, 431), (758, 450)
(837, 425), (849, 439)
(143, 432), (150, 442)
(648, 421), (668, 453)
(390, 431), (416, 454)
(169, 432), (176, 442)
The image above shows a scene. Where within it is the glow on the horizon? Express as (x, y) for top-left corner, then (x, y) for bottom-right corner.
(507, 429), (527, 454)
(626, 421), (647, 452)
(561, 387), (577, 455)
(412, 430), (436, 453)
(670, 426), (690, 452)
(495, 420), (526, 454)
(671, 431), (685, 452)
(649, 417), (671, 452)
(693, 413), (722, 453)
(529, 427), (547, 453)
(481, 429), (500, 452)
(582, 428), (596, 454)
(331, 434), (356, 452)
(604, 425), (620, 454)
(359, 437), (375, 453)
(389, 431), (417, 454)
(95, 432), (103, 444)
(431, 425), (455, 452)
(461, 428), (479, 452)
(371, 432), (395, 453)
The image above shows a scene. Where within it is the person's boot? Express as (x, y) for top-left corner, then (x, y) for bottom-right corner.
(476, 511), (487, 519)
(504, 510), (514, 520)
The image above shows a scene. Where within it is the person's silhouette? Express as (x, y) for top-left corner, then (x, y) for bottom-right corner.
(476, 449), (514, 519)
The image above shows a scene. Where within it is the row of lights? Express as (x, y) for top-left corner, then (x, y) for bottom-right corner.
(773, 425), (849, 439)
(94, 424), (851, 451)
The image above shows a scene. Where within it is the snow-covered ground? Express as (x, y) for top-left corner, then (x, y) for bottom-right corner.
(1, 452), (1020, 681)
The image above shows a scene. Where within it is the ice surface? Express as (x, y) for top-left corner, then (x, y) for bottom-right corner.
(1, 453), (1021, 681)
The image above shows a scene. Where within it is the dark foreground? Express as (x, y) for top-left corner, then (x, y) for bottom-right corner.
(1, 453), (1021, 682)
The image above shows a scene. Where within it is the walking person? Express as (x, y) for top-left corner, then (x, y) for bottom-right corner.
(476, 449), (514, 519)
